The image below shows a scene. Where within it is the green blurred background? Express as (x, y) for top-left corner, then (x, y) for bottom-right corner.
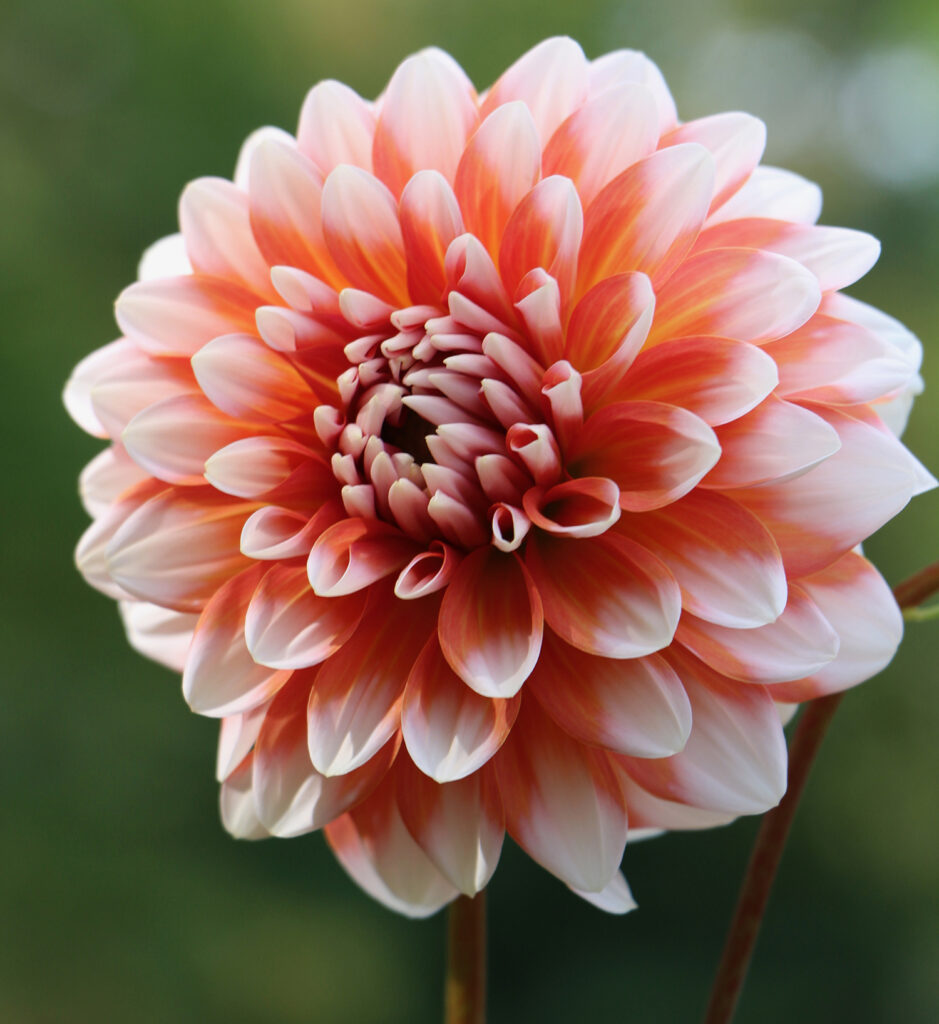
(1, 0), (937, 1020)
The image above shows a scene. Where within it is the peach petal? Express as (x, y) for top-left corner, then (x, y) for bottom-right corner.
(588, 49), (678, 132)
(617, 773), (735, 834)
(396, 758), (503, 895)
(216, 703), (268, 782)
(523, 476), (622, 538)
(79, 445), (148, 518)
(568, 400), (720, 511)
(136, 232), (192, 280)
(623, 490), (787, 628)
(577, 144), (715, 292)
(399, 170), (465, 304)
(118, 600), (198, 674)
(307, 517), (418, 597)
(373, 48), (478, 196)
(182, 563), (291, 717)
(513, 270), (564, 366)
(495, 699), (627, 893)
(240, 502), (340, 561)
(204, 436), (327, 499)
(706, 165), (822, 225)
(439, 547), (543, 698)
(402, 635), (520, 782)
(529, 631), (691, 757)
(219, 755), (269, 840)
(297, 80), (376, 174)
(526, 532), (680, 659)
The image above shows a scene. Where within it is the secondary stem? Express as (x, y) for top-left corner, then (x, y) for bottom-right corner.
(445, 892), (487, 1024)
(703, 558), (939, 1024)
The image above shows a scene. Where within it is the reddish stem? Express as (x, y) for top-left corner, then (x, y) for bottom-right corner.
(703, 559), (939, 1024)
(445, 893), (486, 1024)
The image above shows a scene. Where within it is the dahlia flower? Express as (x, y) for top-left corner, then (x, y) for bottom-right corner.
(66, 37), (934, 917)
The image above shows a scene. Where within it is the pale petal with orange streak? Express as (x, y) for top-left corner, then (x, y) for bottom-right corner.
(307, 517), (419, 597)
(118, 600), (198, 673)
(702, 395), (840, 490)
(80, 445), (148, 517)
(115, 275), (259, 357)
(306, 595), (438, 776)
(106, 486), (254, 613)
(454, 102), (541, 261)
(765, 314), (915, 406)
(725, 405), (936, 577)
(399, 170), (465, 304)
(245, 563), (365, 670)
(205, 436), (330, 500)
(372, 48), (478, 197)
(617, 654), (787, 815)
(623, 490), (787, 628)
(397, 758), (503, 894)
(191, 333), (313, 421)
(588, 49), (677, 132)
(297, 80), (376, 175)
(220, 754), (269, 840)
(693, 218), (880, 291)
(438, 547), (543, 699)
(247, 137), (343, 288)
(528, 630), (691, 758)
(542, 83), (659, 207)
(706, 165), (822, 225)
(577, 144), (715, 293)
(619, 336), (778, 426)
(480, 37), (589, 144)
(240, 502), (341, 561)
(568, 400), (719, 511)
(495, 699), (628, 893)
(401, 635), (520, 782)
(179, 177), (274, 298)
(498, 175), (583, 302)
(182, 563), (291, 717)
(525, 531), (680, 659)
(769, 551), (903, 701)
(661, 112), (766, 213)
(647, 247), (820, 346)
(253, 671), (396, 837)
(320, 165), (409, 305)
(122, 393), (258, 485)
(676, 583), (839, 684)
(326, 782), (459, 918)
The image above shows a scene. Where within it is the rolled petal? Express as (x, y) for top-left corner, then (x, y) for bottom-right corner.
(522, 476), (622, 538)
(402, 635), (520, 782)
(495, 699), (628, 893)
(526, 531), (680, 659)
(308, 517), (419, 597)
(395, 542), (461, 600)
(240, 502), (340, 561)
(438, 547), (543, 698)
(528, 630), (691, 757)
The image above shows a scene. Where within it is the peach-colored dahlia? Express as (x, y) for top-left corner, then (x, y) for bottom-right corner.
(66, 38), (934, 917)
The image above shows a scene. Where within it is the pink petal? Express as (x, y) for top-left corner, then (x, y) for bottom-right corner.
(80, 445), (149, 517)
(372, 48), (478, 196)
(307, 595), (437, 775)
(676, 582), (840, 684)
(495, 699), (628, 892)
(401, 635), (520, 782)
(297, 80), (376, 175)
(623, 490), (787, 628)
(396, 758), (503, 894)
(245, 563), (366, 670)
(115, 275), (259, 357)
(693, 218), (880, 291)
(106, 486), (254, 613)
(568, 400), (720, 511)
(706, 165), (822, 225)
(617, 653), (787, 814)
(648, 248), (821, 346)
(588, 49), (678, 133)
(523, 476), (622, 538)
(480, 37), (589, 143)
(307, 517), (419, 597)
(769, 551), (903, 701)
(613, 336), (778, 426)
(182, 563), (291, 716)
(136, 232), (192, 280)
(525, 531), (680, 659)
(529, 630), (691, 757)
(661, 112), (766, 212)
(543, 82), (660, 207)
(320, 165), (409, 305)
(399, 170), (465, 304)
(438, 547), (543, 698)
(253, 671), (396, 837)
(513, 270), (564, 367)
(498, 175), (583, 303)
(178, 177), (273, 297)
(118, 600), (198, 673)
(577, 144), (715, 292)
(453, 102), (541, 260)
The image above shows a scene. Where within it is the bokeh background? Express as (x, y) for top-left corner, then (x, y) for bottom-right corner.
(1, 0), (937, 1020)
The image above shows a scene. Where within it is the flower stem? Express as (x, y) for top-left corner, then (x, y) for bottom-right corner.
(703, 558), (939, 1024)
(445, 893), (486, 1024)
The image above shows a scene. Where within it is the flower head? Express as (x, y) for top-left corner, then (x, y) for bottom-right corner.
(66, 38), (934, 916)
